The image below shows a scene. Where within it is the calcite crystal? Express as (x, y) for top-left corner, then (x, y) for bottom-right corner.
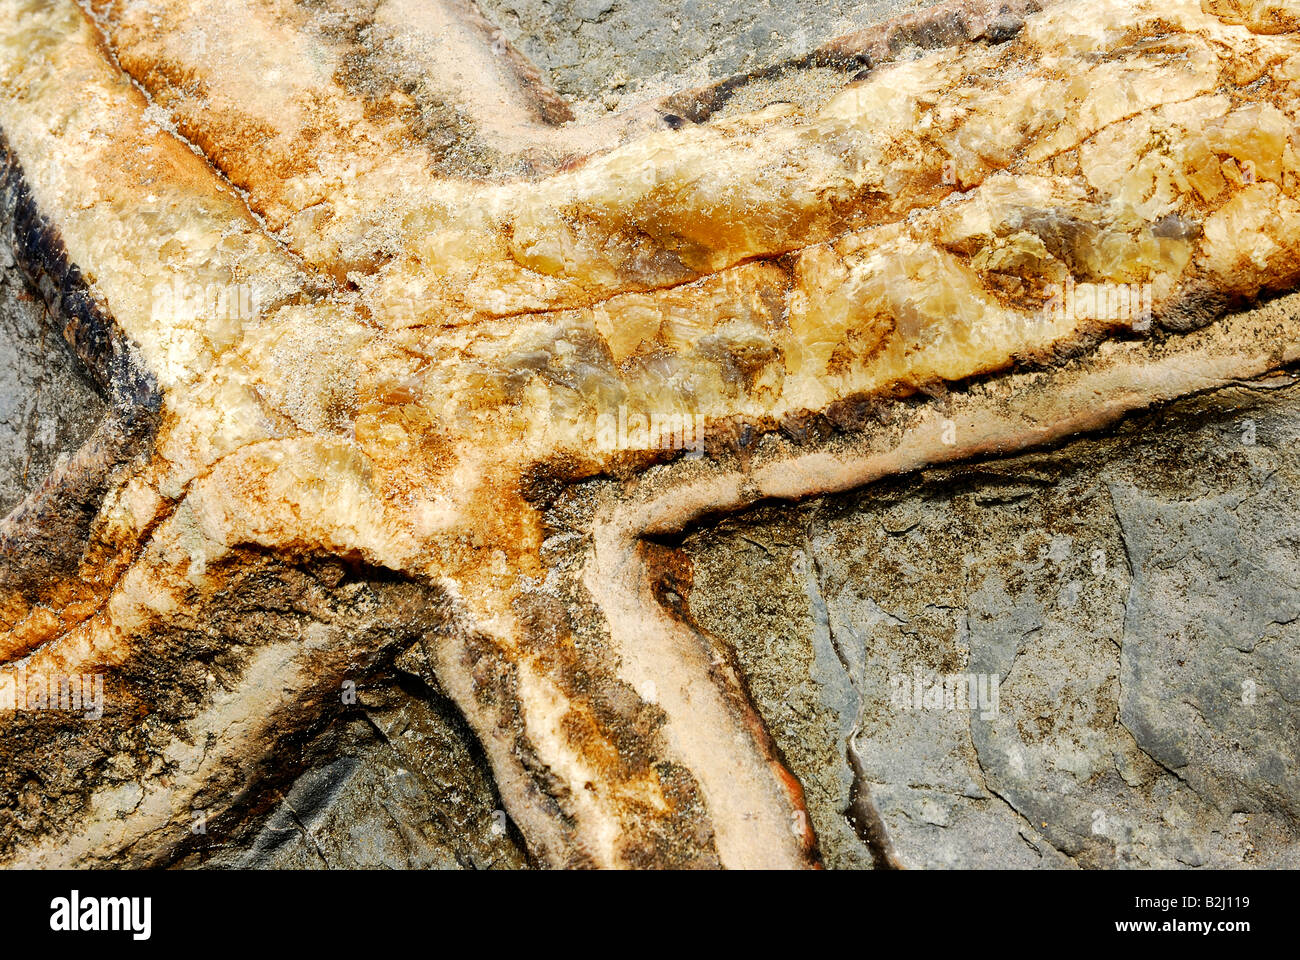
(2, 0), (1300, 868)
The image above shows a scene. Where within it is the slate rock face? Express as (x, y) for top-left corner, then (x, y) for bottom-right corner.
(686, 381), (1300, 868)
(1111, 465), (1300, 826)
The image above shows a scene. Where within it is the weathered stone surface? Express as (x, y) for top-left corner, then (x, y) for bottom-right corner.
(687, 378), (1300, 868)
(3, 0), (1300, 869)
(476, 0), (912, 107)
(188, 668), (529, 870)
(0, 209), (103, 517)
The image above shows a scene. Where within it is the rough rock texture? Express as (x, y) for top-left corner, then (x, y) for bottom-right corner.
(0, 220), (103, 516)
(476, 0), (919, 109)
(687, 376), (1300, 869)
(185, 666), (530, 869)
(3, 0), (1300, 869)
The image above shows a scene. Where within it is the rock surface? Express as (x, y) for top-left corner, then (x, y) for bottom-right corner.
(477, 0), (918, 107)
(3, 0), (1300, 869)
(0, 229), (103, 517)
(687, 377), (1300, 868)
(188, 666), (529, 870)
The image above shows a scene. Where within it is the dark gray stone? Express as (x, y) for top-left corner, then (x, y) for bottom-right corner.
(686, 379), (1300, 868)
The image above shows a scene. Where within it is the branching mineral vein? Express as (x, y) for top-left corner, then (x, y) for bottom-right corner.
(2, 0), (1300, 867)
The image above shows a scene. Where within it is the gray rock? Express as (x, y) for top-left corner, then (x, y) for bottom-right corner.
(984, 11), (1025, 43)
(478, 0), (916, 105)
(685, 381), (1300, 868)
(0, 213), (105, 517)
(195, 670), (530, 870)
